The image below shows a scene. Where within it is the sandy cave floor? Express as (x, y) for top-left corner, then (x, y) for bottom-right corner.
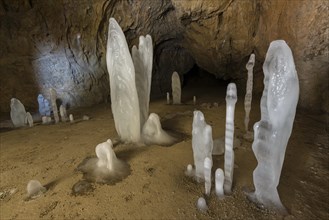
(0, 84), (328, 220)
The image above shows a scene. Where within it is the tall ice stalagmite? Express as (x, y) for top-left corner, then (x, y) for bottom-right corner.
(248, 40), (299, 214)
(106, 18), (140, 143)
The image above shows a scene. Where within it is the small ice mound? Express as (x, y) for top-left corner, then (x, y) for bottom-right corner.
(185, 164), (194, 177)
(142, 113), (177, 146)
(78, 139), (130, 184)
(196, 197), (208, 212)
(26, 180), (47, 199)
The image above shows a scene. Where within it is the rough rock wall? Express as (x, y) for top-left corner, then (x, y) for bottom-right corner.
(0, 0), (328, 113)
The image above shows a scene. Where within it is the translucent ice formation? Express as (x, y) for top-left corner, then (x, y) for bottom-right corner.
(142, 113), (176, 146)
(37, 94), (51, 116)
(204, 157), (212, 196)
(27, 180), (46, 199)
(224, 83), (237, 194)
(196, 197), (208, 212)
(166, 92), (170, 104)
(106, 18), (140, 143)
(171, 72), (181, 104)
(132, 35), (153, 129)
(59, 105), (68, 122)
(25, 112), (33, 127)
(78, 139), (130, 184)
(192, 110), (213, 181)
(215, 168), (224, 199)
(49, 88), (59, 123)
(248, 40), (299, 214)
(10, 98), (27, 127)
(244, 54), (255, 133)
(69, 114), (74, 123)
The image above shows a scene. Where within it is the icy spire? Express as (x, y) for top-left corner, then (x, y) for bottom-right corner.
(132, 35), (153, 129)
(106, 18), (141, 143)
(204, 157), (212, 196)
(171, 71), (181, 104)
(244, 53), (255, 133)
(49, 88), (59, 123)
(223, 83), (237, 194)
(248, 40), (299, 214)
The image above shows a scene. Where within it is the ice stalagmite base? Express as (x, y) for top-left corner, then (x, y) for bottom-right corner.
(247, 40), (299, 214)
(192, 110), (213, 182)
(142, 113), (176, 146)
(244, 54), (255, 139)
(106, 18), (140, 143)
(224, 83), (237, 194)
(171, 72), (181, 104)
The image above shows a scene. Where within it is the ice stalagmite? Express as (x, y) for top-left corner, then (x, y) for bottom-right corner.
(192, 110), (213, 181)
(248, 40), (299, 214)
(171, 72), (181, 104)
(244, 54), (255, 135)
(106, 18), (140, 143)
(142, 113), (176, 146)
(132, 35), (153, 129)
(204, 157), (212, 196)
(215, 168), (224, 199)
(49, 88), (59, 123)
(10, 98), (27, 127)
(224, 83), (237, 194)
(25, 112), (33, 127)
(59, 105), (68, 122)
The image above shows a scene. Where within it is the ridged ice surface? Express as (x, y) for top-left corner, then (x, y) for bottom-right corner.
(248, 40), (299, 214)
(106, 18), (140, 143)
(224, 83), (237, 194)
(192, 110), (213, 181)
(132, 35), (153, 129)
(244, 53), (255, 132)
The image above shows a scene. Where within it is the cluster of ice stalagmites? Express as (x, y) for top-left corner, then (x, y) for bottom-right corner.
(244, 54), (255, 139)
(192, 110), (213, 181)
(248, 40), (299, 214)
(223, 83), (237, 194)
(106, 17), (175, 145)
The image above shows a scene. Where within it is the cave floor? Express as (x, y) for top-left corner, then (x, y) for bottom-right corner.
(0, 85), (328, 220)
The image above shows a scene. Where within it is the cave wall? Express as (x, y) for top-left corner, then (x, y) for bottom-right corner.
(0, 0), (328, 113)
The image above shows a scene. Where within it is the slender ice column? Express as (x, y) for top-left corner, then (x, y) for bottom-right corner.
(224, 83), (237, 194)
(171, 72), (181, 104)
(166, 92), (170, 104)
(193, 96), (196, 105)
(244, 53), (255, 133)
(204, 157), (212, 196)
(59, 105), (68, 122)
(25, 112), (33, 127)
(132, 35), (153, 129)
(49, 88), (59, 123)
(215, 168), (224, 199)
(142, 113), (176, 146)
(192, 110), (213, 181)
(248, 40), (299, 214)
(10, 98), (27, 127)
(106, 17), (140, 143)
